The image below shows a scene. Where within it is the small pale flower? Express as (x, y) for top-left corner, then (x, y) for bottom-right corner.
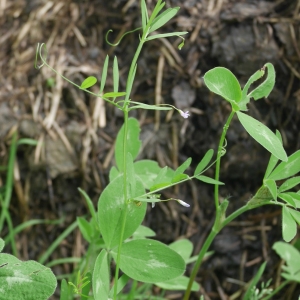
(179, 110), (190, 119)
(177, 199), (190, 207)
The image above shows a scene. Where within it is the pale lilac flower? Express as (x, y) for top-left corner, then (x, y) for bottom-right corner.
(179, 110), (190, 119)
(177, 199), (190, 207)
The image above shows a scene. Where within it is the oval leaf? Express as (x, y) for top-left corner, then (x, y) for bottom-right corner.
(282, 205), (297, 242)
(194, 149), (214, 176)
(237, 111), (287, 162)
(80, 76), (97, 89)
(203, 67), (241, 103)
(111, 239), (185, 283)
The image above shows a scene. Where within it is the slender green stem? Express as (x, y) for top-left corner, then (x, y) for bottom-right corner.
(214, 110), (235, 209)
(0, 131), (17, 233)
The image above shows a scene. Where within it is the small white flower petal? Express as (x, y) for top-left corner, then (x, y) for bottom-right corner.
(177, 199), (190, 207)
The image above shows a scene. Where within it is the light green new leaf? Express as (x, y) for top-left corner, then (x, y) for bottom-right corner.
(282, 205), (297, 242)
(264, 179), (277, 200)
(146, 31), (188, 41)
(279, 176), (300, 193)
(93, 250), (110, 300)
(195, 175), (224, 185)
(248, 63), (276, 100)
(155, 275), (199, 292)
(273, 241), (300, 275)
(169, 239), (193, 262)
(80, 76), (97, 89)
(241, 68), (265, 101)
(148, 0), (165, 24)
(203, 67), (242, 103)
(0, 253), (57, 300)
(111, 239), (185, 283)
(194, 149), (214, 176)
(174, 157), (192, 176)
(268, 150), (300, 181)
(113, 56), (119, 95)
(149, 7), (180, 33)
(264, 130), (282, 179)
(99, 55), (109, 93)
(115, 118), (142, 171)
(237, 112), (287, 162)
(98, 175), (146, 249)
(141, 0), (149, 30)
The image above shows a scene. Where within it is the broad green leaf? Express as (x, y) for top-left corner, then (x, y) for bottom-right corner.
(195, 175), (224, 185)
(129, 103), (172, 111)
(155, 275), (199, 292)
(282, 205), (297, 242)
(134, 160), (163, 189)
(268, 150), (300, 180)
(0, 238), (4, 252)
(203, 67), (241, 103)
(264, 179), (277, 200)
(194, 149), (214, 176)
(80, 76), (97, 89)
(77, 217), (93, 243)
(146, 31), (188, 41)
(141, 0), (149, 30)
(115, 118), (141, 171)
(93, 250), (110, 300)
(60, 279), (70, 300)
(237, 112), (287, 162)
(171, 173), (189, 183)
(169, 239), (193, 262)
(111, 239), (185, 283)
(279, 193), (296, 208)
(248, 63), (276, 100)
(99, 55), (109, 93)
(273, 241), (300, 275)
(98, 175), (146, 249)
(174, 157), (192, 176)
(103, 91), (126, 98)
(109, 166), (119, 182)
(149, 7), (180, 33)
(264, 130), (282, 179)
(279, 176), (300, 193)
(78, 188), (98, 227)
(242, 262), (267, 300)
(0, 253), (57, 300)
(132, 225), (156, 238)
(113, 56), (119, 95)
(289, 208), (300, 226)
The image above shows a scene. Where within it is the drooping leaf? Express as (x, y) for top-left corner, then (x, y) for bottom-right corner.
(264, 179), (277, 200)
(98, 175), (146, 249)
(146, 31), (188, 41)
(0, 253), (57, 300)
(111, 239), (185, 283)
(195, 175), (224, 185)
(237, 112), (287, 162)
(149, 7), (180, 33)
(93, 250), (110, 300)
(282, 205), (297, 242)
(155, 275), (199, 292)
(99, 55), (109, 93)
(194, 149), (214, 176)
(115, 118), (142, 171)
(279, 176), (300, 193)
(248, 63), (276, 101)
(203, 67), (242, 103)
(268, 150), (300, 181)
(80, 76), (97, 89)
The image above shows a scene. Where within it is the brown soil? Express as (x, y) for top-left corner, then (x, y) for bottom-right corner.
(1, 0), (300, 299)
